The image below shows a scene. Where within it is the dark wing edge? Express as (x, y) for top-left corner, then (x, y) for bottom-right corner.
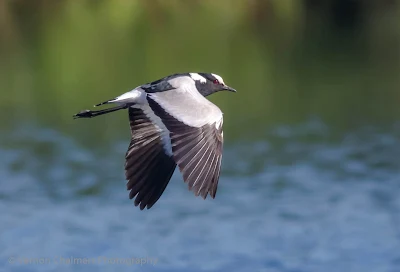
(125, 107), (177, 210)
(148, 98), (223, 199)
(141, 73), (186, 93)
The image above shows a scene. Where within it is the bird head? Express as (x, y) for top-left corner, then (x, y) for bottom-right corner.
(189, 73), (236, 97)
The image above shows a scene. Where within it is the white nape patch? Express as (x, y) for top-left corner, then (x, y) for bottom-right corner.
(211, 73), (225, 85)
(189, 73), (206, 83)
(111, 88), (147, 105)
(133, 104), (173, 157)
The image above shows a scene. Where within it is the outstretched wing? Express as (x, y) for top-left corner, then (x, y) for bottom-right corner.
(147, 94), (224, 199)
(125, 106), (176, 210)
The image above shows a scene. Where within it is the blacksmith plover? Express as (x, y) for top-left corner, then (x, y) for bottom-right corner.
(73, 72), (236, 210)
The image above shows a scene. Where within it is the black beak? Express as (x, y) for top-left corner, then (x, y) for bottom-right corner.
(222, 85), (236, 92)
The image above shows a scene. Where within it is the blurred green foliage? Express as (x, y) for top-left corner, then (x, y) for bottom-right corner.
(0, 0), (399, 143)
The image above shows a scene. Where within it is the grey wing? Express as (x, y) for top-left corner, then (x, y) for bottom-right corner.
(148, 98), (223, 199)
(125, 107), (176, 210)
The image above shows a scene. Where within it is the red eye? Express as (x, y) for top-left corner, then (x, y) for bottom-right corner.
(213, 79), (219, 84)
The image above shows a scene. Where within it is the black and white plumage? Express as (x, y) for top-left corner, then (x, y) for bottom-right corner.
(73, 72), (236, 210)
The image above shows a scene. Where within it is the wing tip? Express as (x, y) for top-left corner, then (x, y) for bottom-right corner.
(186, 183), (218, 200)
(133, 199), (156, 210)
(129, 196), (153, 210)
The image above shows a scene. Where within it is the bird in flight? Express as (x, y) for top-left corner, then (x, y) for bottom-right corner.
(73, 72), (236, 210)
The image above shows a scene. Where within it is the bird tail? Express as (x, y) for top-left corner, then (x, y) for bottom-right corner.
(73, 104), (127, 119)
(94, 97), (117, 107)
(73, 90), (141, 119)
